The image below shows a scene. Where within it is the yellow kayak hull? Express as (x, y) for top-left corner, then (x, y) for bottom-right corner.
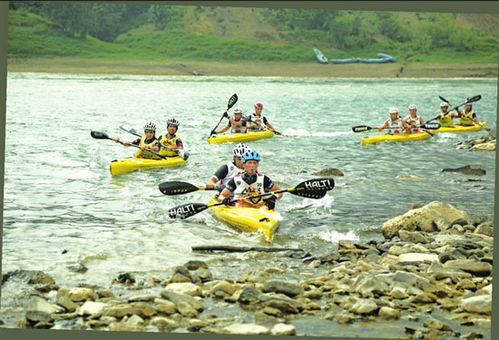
(207, 129), (274, 144)
(434, 121), (487, 133)
(207, 196), (281, 241)
(361, 131), (431, 145)
(109, 157), (187, 176)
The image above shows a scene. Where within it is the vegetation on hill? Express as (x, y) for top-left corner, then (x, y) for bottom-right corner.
(7, 2), (499, 64)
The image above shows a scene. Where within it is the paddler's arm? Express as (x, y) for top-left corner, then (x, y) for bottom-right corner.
(377, 121), (388, 132)
(263, 117), (282, 135)
(215, 123), (230, 134)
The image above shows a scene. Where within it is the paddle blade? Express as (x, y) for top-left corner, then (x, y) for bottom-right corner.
(168, 203), (208, 219)
(438, 96), (449, 104)
(120, 125), (140, 137)
(352, 125), (374, 133)
(227, 94), (238, 109)
(466, 95), (481, 103)
(90, 131), (110, 139)
(291, 178), (335, 198)
(159, 181), (200, 195)
(422, 122), (440, 129)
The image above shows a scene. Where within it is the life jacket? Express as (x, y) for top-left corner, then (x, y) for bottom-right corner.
(438, 112), (454, 127)
(247, 113), (266, 132)
(233, 172), (265, 206)
(219, 162), (242, 186)
(135, 136), (160, 159)
(404, 114), (422, 132)
(384, 117), (403, 134)
(158, 133), (181, 157)
(458, 110), (476, 126)
(230, 118), (246, 133)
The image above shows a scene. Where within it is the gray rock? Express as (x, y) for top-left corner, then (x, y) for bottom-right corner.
(353, 275), (391, 298)
(311, 168), (344, 177)
(57, 287), (94, 302)
(350, 299), (378, 315)
(262, 280), (303, 297)
(223, 323), (270, 335)
(160, 290), (204, 311)
(271, 323), (296, 335)
(102, 302), (157, 318)
(184, 260), (208, 270)
(444, 260), (492, 276)
(474, 223), (493, 237)
(163, 282), (202, 296)
(378, 306), (400, 319)
(2, 270), (55, 285)
(150, 316), (178, 329)
(193, 268), (213, 283)
(398, 230), (429, 243)
(153, 298), (177, 315)
(66, 263), (88, 274)
(113, 273), (135, 285)
(25, 295), (65, 322)
(438, 248), (467, 264)
(78, 301), (108, 317)
(397, 253), (439, 264)
(461, 295), (491, 314)
(470, 141), (496, 151)
(423, 317), (453, 331)
(56, 295), (79, 312)
(207, 280), (238, 297)
(238, 287), (262, 304)
(441, 165), (486, 176)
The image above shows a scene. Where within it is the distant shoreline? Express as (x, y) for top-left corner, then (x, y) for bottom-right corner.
(6, 57), (498, 78)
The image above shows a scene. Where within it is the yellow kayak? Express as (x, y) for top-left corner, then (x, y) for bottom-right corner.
(109, 156), (187, 176)
(434, 121), (487, 133)
(207, 195), (282, 241)
(207, 129), (274, 144)
(361, 131), (431, 145)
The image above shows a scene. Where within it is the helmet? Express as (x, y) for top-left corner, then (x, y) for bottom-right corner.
(233, 108), (243, 114)
(388, 107), (399, 114)
(440, 102), (449, 107)
(233, 143), (250, 157)
(408, 104), (417, 110)
(167, 118), (180, 127)
(465, 103), (472, 107)
(255, 103), (263, 109)
(241, 150), (261, 162)
(144, 121), (156, 132)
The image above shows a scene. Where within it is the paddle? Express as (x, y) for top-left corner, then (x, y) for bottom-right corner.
(210, 94), (238, 136)
(90, 130), (168, 160)
(427, 95), (482, 124)
(352, 122), (440, 133)
(119, 125), (190, 160)
(159, 181), (223, 195)
(168, 178), (335, 219)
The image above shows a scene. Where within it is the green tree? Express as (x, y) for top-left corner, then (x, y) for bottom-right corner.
(90, 4), (126, 42)
(40, 2), (96, 38)
(148, 4), (169, 30)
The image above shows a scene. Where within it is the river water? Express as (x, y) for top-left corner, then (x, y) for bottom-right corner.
(1, 73), (497, 335)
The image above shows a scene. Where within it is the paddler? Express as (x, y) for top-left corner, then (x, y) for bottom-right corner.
(402, 104), (425, 133)
(114, 121), (160, 159)
(217, 149), (282, 210)
(435, 102), (455, 128)
(246, 103), (282, 135)
(205, 143), (250, 191)
(377, 107), (403, 134)
(213, 108), (247, 134)
(453, 103), (481, 126)
(157, 118), (184, 157)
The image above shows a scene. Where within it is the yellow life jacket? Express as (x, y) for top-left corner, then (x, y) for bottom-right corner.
(158, 134), (181, 157)
(458, 110), (476, 126)
(438, 112), (454, 127)
(135, 136), (160, 159)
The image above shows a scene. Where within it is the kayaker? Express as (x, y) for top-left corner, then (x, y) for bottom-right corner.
(377, 107), (403, 134)
(436, 102), (455, 128)
(157, 118), (184, 157)
(246, 103), (282, 135)
(402, 104), (425, 133)
(454, 103), (481, 126)
(206, 143), (250, 190)
(113, 121), (160, 159)
(213, 108), (247, 134)
(218, 149), (283, 210)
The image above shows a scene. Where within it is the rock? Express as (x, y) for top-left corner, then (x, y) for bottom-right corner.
(237, 287), (262, 304)
(271, 323), (296, 335)
(150, 316), (178, 329)
(78, 301), (108, 317)
(176, 301), (200, 317)
(353, 275), (391, 298)
(2, 270), (55, 285)
(390, 286), (408, 299)
(350, 299), (378, 315)
(25, 295), (65, 322)
(66, 263), (88, 274)
(312, 168), (344, 177)
(163, 282), (201, 296)
(114, 273), (135, 285)
(397, 253), (439, 264)
(456, 279), (476, 290)
(381, 201), (469, 239)
(260, 294), (302, 314)
(444, 260), (492, 276)
(193, 268), (213, 283)
(207, 280), (238, 297)
(153, 298), (177, 315)
(438, 248), (467, 264)
(96, 290), (114, 299)
(57, 287), (94, 302)
(474, 223), (493, 237)
(470, 141), (495, 151)
(223, 323), (270, 335)
(102, 302), (157, 318)
(262, 280), (303, 297)
(56, 295), (79, 312)
(441, 165), (486, 176)
(378, 306), (400, 319)
(398, 230), (430, 243)
(160, 290), (204, 311)
(127, 295), (159, 303)
(461, 295), (492, 314)
(184, 260), (208, 270)
(168, 266), (196, 283)
(423, 317), (453, 331)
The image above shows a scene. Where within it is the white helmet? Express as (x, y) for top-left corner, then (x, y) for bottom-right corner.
(233, 143), (250, 157)
(408, 104), (417, 110)
(143, 121), (156, 132)
(440, 102), (449, 107)
(167, 118), (180, 127)
(233, 108), (243, 114)
(388, 107), (399, 114)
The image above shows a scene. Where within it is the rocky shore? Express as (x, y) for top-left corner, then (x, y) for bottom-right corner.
(0, 200), (493, 339)
(456, 128), (496, 152)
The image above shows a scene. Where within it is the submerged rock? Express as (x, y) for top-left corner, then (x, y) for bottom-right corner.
(25, 295), (65, 323)
(262, 280), (303, 297)
(311, 168), (344, 177)
(441, 165), (486, 176)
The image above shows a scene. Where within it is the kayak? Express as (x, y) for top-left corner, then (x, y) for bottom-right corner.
(207, 129), (274, 144)
(207, 195), (282, 241)
(109, 156), (187, 176)
(434, 121), (487, 133)
(361, 131), (431, 145)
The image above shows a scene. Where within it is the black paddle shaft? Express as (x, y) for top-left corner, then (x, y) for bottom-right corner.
(210, 94), (238, 135)
(90, 130), (167, 159)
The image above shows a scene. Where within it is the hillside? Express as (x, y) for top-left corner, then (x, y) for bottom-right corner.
(6, 3), (499, 75)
